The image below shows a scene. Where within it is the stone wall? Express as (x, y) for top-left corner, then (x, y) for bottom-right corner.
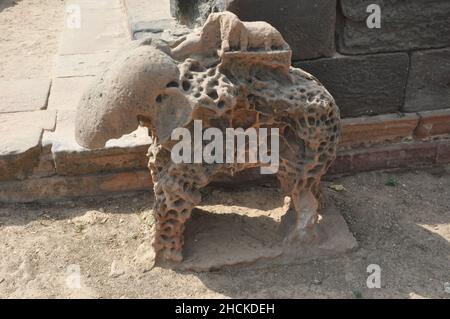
(171, 0), (450, 118)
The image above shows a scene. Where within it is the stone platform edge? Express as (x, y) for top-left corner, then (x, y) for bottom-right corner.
(1, 109), (449, 203)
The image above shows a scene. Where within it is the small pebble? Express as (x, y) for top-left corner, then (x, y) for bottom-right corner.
(311, 279), (322, 285)
(444, 282), (450, 294)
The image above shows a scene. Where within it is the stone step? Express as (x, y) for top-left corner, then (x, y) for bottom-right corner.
(59, 0), (129, 55)
(0, 110), (56, 182)
(1, 137), (449, 203)
(42, 110), (151, 176)
(0, 169), (152, 203)
(47, 76), (95, 110)
(0, 78), (51, 113)
(122, 0), (189, 41)
(52, 51), (118, 78)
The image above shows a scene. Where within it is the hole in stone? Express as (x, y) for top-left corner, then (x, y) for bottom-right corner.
(156, 95), (163, 103)
(207, 90), (218, 100)
(217, 101), (225, 108)
(189, 62), (204, 72)
(182, 81), (191, 91)
(166, 81), (179, 88)
(174, 199), (184, 207)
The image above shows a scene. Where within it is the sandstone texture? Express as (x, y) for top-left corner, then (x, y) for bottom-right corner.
(404, 48), (450, 112)
(75, 12), (341, 264)
(296, 53), (409, 117)
(339, 0), (450, 54)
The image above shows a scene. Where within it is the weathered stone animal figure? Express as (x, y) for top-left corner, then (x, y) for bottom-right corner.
(242, 21), (290, 51)
(171, 11), (289, 60)
(75, 13), (340, 264)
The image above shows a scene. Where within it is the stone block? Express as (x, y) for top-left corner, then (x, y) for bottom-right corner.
(53, 51), (117, 78)
(0, 111), (56, 181)
(47, 76), (95, 110)
(123, 0), (189, 41)
(0, 78), (51, 113)
(414, 109), (450, 138)
(296, 53), (409, 117)
(404, 48), (450, 112)
(339, 0), (450, 54)
(340, 113), (419, 149)
(437, 141), (450, 164)
(125, 0), (172, 24)
(330, 141), (441, 174)
(0, 170), (152, 203)
(223, 0), (336, 60)
(42, 110), (151, 176)
(59, 2), (129, 55)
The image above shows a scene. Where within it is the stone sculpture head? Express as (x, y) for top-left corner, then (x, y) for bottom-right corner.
(75, 41), (193, 149)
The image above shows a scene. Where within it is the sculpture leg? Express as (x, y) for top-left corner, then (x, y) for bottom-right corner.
(311, 180), (326, 211)
(276, 160), (320, 243)
(151, 164), (207, 263)
(285, 187), (319, 242)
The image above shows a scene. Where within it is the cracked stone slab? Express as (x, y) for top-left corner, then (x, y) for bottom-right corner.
(42, 110), (151, 176)
(0, 111), (56, 156)
(0, 78), (51, 113)
(53, 51), (118, 78)
(59, 1), (129, 55)
(0, 110), (56, 181)
(47, 76), (95, 110)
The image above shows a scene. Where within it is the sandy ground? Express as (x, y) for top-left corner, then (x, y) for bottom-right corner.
(0, 0), (64, 79)
(0, 167), (449, 299)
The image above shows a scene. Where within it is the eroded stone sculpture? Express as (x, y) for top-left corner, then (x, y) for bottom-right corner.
(75, 12), (341, 264)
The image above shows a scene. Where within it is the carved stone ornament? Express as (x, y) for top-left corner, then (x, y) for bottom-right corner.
(75, 12), (341, 264)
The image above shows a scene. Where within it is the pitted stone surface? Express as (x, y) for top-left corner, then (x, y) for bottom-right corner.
(75, 12), (341, 265)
